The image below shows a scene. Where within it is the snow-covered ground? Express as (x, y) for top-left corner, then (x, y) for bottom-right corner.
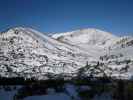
(0, 84), (113, 100)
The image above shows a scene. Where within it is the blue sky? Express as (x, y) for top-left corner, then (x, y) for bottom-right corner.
(0, 0), (133, 36)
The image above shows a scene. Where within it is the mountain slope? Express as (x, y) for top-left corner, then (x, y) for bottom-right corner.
(52, 28), (133, 79)
(0, 27), (133, 80)
(52, 28), (119, 57)
(0, 27), (97, 79)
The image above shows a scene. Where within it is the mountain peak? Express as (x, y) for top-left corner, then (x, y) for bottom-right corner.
(52, 28), (115, 38)
(1, 26), (39, 34)
(52, 28), (118, 47)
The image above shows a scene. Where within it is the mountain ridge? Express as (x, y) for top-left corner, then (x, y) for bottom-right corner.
(52, 28), (119, 48)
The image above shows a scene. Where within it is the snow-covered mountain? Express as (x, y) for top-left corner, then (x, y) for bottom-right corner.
(0, 27), (96, 79)
(0, 27), (133, 79)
